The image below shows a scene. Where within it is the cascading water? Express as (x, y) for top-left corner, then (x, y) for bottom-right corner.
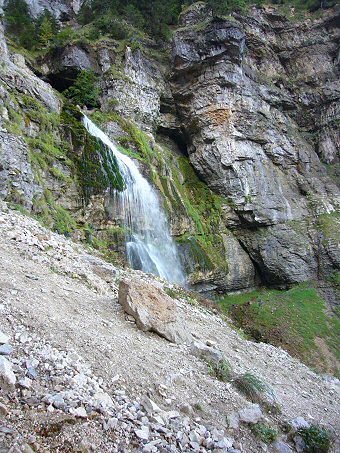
(82, 115), (185, 285)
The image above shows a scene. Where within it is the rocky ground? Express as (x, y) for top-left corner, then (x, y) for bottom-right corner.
(0, 202), (339, 452)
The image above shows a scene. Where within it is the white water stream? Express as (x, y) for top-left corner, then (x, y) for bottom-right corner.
(82, 115), (185, 285)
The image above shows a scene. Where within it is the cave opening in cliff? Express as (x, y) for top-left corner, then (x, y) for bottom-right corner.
(45, 69), (79, 93)
(157, 128), (189, 157)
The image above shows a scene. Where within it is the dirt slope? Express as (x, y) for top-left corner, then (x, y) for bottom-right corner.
(0, 203), (339, 452)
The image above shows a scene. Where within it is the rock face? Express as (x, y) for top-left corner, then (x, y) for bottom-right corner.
(170, 4), (340, 287)
(9, 0), (84, 19)
(118, 278), (188, 343)
(0, 0), (339, 296)
(102, 46), (167, 131)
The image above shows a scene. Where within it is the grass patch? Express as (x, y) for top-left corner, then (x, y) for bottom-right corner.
(207, 358), (232, 382)
(163, 286), (198, 305)
(218, 283), (340, 376)
(33, 190), (77, 236)
(234, 372), (267, 401)
(250, 423), (277, 444)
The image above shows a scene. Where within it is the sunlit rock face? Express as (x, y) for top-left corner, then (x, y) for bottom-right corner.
(0, 0), (339, 293)
(11, 0), (84, 19)
(170, 4), (340, 286)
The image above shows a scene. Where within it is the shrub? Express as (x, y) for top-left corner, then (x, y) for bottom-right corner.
(63, 70), (100, 108)
(207, 358), (233, 382)
(251, 423), (278, 443)
(297, 425), (332, 453)
(234, 373), (267, 401)
(36, 9), (59, 47)
(4, 0), (36, 49)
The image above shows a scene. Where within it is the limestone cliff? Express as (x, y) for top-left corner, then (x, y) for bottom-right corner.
(170, 4), (340, 288)
(0, 0), (339, 299)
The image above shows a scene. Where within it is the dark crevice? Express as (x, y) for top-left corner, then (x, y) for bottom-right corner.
(44, 69), (80, 92)
(157, 127), (189, 157)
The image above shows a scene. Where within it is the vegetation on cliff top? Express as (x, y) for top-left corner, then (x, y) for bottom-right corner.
(4, 0), (337, 52)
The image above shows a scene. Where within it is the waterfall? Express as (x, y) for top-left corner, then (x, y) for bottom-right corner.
(82, 115), (185, 285)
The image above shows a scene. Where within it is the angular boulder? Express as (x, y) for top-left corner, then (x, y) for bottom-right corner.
(118, 278), (188, 343)
(190, 341), (224, 364)
(238, 404), (263, 424)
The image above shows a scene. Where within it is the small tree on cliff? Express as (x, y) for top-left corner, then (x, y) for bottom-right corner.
(63, 70), (100, 108)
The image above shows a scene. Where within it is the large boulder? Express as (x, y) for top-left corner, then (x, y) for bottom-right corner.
(118, 278), (188, 343)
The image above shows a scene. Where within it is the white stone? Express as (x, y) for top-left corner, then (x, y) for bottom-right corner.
(19, 377), (32, 389)
(238, 404), (263, 424)
(0, 356), (16, 390)
(290, 416), (310, 432)
(273, 441), (294, 453)
(135, 426), (149, 440)
(227, 412), (240, 429)
(0, 330), (9, 345)
(93, 391), (114, 408)
(72, 406), (87, 418)
(141, 396), (161, 414)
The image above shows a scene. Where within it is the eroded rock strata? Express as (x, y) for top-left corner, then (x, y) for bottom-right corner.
(0, 1), (339, 296)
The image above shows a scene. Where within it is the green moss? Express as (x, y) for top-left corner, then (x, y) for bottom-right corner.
(77, 135), (125, 202)
(20, 94), (60, 133)
(163, 285), (198, 305)
(327, 272), (340, 286)
(170, 157), (227, 272)
(219, 283), (340, 376)
(49, 166), (71, 182)
(316, 211), (340, 241)
(61, 106), (125, 203)
(32, 190), (77, 235)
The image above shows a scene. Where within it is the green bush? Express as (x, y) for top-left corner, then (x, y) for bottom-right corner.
(4, 0), (36, 49)
(35, 9), (59, 47)
(297, 425), (332, 453)
(63, 70), (100, 108)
